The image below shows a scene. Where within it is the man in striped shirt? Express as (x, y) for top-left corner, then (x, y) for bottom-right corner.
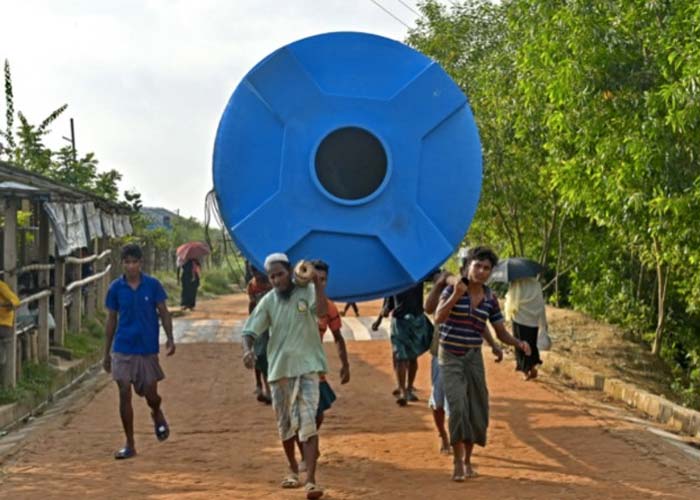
(435, 246), (531, 482)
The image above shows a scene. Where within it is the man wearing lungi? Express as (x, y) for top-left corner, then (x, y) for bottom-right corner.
(435, 246), (531, 481)
(242, 252), (328, 500)
(382, 272), (438, 407)
(103, 243), (175, 460)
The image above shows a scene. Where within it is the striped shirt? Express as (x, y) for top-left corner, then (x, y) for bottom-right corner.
(438, 284), (504, 356)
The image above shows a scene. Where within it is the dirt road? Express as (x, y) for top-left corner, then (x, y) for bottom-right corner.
(0, 294), (698, 499)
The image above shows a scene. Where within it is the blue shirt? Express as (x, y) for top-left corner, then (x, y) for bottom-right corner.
(105, 273), (167, 355)
(439, 284), (503, 355)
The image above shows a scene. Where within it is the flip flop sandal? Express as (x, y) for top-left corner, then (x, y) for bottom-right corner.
(305, 482), (324, 499)
(406, 390), (419, 402)
(152, 412), (170, 442)
(281, 472), (300, 489)
(395, 397), (408, 407)
(155, 421), (170, 441)
(114, 447), (136, 460)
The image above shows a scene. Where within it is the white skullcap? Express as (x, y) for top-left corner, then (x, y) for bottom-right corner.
(264, 252), (290, 270)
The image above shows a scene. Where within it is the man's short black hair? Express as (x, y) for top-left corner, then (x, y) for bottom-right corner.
(311, 259), (329, 274)
(121, 243), (143, 261)
(461, 246), (498, 269)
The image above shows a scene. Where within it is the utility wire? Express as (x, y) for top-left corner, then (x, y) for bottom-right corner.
(204, 189), (247, 286)
(369, 0), (412, 28)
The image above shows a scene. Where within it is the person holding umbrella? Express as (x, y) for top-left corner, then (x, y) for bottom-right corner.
(179, 258), (201, 310)
(176, 242), (210, 311)
(504, 277), (547, 380)
(491, 257), (547, 380)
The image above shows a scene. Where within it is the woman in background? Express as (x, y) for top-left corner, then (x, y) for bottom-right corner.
(505, 277), (547, 380)
(179, 258), (201, 310)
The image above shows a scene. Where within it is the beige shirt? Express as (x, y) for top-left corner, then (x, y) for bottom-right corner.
(504, 277), (547, 329)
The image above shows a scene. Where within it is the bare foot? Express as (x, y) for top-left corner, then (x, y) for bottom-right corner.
(452, 459), (465, 482)
(439, 437), (451, 455)
(464, 462), (478, 478)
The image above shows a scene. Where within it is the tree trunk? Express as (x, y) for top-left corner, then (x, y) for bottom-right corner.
(651, 238), (669, 356)
(539, 203), (559, 267)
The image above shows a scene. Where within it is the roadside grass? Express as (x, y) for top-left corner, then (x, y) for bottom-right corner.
(64, 317), (105, 358)
(154, 267), (237, 307)
(0, 314), (106, 406)
(0, 362), (58, 405)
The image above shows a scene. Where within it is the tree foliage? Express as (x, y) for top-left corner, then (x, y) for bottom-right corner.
(0, 59), (125, 202)
(410, 0), (700, 406)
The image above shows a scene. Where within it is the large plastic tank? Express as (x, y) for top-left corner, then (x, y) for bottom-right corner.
(213, 32), (482, 301)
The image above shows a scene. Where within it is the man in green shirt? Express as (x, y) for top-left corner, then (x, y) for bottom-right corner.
(242, 252), (328, 500)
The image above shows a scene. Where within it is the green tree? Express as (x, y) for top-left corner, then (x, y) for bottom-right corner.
(511, 0), (700, 354)
(410, 1), (700, 403)
(1, 59), (123, 202)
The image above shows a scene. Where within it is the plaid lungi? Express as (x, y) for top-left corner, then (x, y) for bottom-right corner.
(391, 314), (433, 361)
(270, 373), (320, 442)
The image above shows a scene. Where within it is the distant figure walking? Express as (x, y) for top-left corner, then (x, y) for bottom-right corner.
(179, 258), (201, 310)
(246, 266), (273, 404)
(505, 277), (547, 380)
(382, 270), (440, 407)
(341, 302), (359, 317)
(0, 280), (21, 380)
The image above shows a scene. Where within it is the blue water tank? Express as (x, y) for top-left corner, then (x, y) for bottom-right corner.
(213, 32), (482, 301)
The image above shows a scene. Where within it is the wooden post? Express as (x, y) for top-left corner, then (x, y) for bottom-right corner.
(37, 207), (50, 361)
(53, 258), (66, 346)
(68, 251), (82, 334)
(111, 241), (120, 280)
(2, 198), (18, 387)
(16, 338), (22, 382)
(95, 238), (105, 314)
(86, 280), (96, 321)
(30, 332), (38, 362)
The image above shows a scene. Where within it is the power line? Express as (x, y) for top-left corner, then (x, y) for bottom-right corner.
(369, 0), (411, 29)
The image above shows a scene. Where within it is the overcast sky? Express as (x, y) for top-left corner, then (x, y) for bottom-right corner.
(0, 0), (437, 220)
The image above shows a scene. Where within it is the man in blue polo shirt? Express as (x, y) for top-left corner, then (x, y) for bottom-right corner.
(103, 243), (175, 460)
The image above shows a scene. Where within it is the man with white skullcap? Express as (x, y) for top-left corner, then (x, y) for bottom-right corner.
(242, 252), (329, 499)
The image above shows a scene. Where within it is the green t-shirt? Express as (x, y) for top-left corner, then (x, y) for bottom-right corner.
(242, 283), (328, 382)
